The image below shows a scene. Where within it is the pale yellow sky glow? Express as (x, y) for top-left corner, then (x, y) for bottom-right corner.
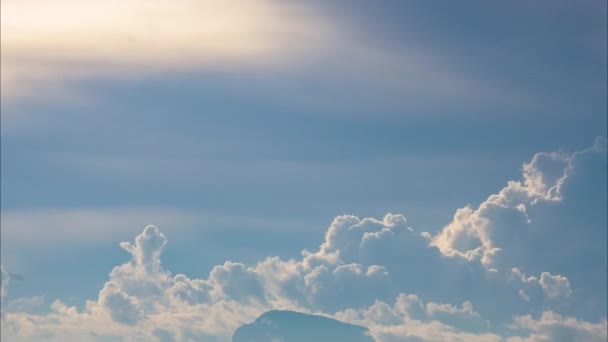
(1, 0), (332, 99)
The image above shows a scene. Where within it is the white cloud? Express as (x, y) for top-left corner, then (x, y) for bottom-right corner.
(430, 137), (607, 268)
(1, 218), (606, 341)
(518, 290), (530, 302)
(119, 225), (168, 277)
(508, 311), (607, 342)
(1, 139), (606, 340)
(539, 272), (572, 300)
(510, 268), (572, 302)
(335, 294), (498, 342)
(511, 268), (538, 284)
(337, 295), (608, 342)
(95, 282), (144, 325)
(1, 225), (263, 341)
(301, 213), (410, 268)
(209, 262), (265, 304)
(0, 219), (424, 340)
(6, 296), (45, 314)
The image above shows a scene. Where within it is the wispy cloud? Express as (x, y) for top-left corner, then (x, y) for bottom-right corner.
(0, 207), (315, 246)
(0, 0), (333, 100)
(1, 208), (202, 244)
(0, 0), (538, 111)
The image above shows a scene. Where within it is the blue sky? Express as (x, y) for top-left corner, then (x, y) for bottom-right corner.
(1, 1), (606, 341)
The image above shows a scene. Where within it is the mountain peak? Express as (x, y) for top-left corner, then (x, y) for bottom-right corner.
(233, 310), (374, 342)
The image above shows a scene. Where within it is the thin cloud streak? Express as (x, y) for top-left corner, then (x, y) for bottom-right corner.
(0, 208), (314, 245)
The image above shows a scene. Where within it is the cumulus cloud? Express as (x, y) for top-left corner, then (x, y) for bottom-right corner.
(1, 219), (394, 339)
(511, 268), (538, 285)
(1, 218), (606, 341)
(335, 294), (498, 342)
(1, 138), (606, 341)
(1, 225), (261, 341)
(95, 282), (144, 325)
(336, 295), (607, 342)
(0, 216), (597, 341)
(6, 296), (45, 314)
(508, 311), (607, 342)
(119, 225), (168, 276)
(429, 152), (568, 266)
(539, 273), (572, 300)
(209, 262), (265, 304)
(510, 268), (573, 304)
(430, 137), (607, 269)
(0, 220), (441, 340)
(368, 310), (608, 342)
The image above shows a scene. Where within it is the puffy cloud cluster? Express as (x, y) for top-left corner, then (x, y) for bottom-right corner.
(430, 152), (568, 266)
(1, 138), (606, 341)
(511, 268), (572, 301)
(335, 294), (498, 341)
(1, 217), (606, 341)
(2, 216), (603, 341)
(539, 273), (572, 300)
(0, 218), (422, 340)
(1, 226), (260, 341)
(334, 294), (606, 342)
(430, 137), (607, 269)
(0, 218), (407, 340)
(95, 282), (144, 325)
(507, 311), (608, 342)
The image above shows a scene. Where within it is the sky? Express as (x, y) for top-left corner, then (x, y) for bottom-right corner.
(0, 0), (606, 341)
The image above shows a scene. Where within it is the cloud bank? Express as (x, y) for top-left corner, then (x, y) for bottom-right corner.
(1, 138), (606, 341)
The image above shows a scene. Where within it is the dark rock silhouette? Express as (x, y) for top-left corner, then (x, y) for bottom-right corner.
(232, 310), (375, 342)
